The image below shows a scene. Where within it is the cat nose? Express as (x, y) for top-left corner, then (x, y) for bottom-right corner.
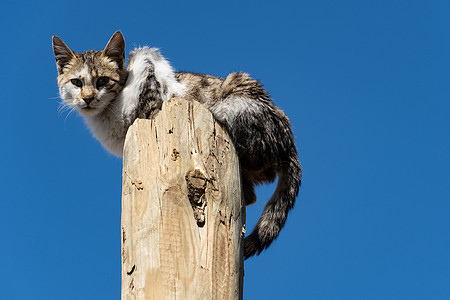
(83, 95), (95, 104)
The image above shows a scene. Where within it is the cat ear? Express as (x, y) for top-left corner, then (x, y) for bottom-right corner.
(52, 35), (74, 74)
(103, 31), (125, 68)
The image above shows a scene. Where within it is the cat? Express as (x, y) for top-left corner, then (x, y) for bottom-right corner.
(52, 31), (302, 259)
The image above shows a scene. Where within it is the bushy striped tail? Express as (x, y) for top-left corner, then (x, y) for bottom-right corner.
(244, 155), (301, 259)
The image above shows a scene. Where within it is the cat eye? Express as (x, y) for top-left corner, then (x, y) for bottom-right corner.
(71, 78), (83, 87)
(96, 76), (110, 89)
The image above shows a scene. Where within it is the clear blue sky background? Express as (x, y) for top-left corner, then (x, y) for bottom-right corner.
(1, 0), (449, 299)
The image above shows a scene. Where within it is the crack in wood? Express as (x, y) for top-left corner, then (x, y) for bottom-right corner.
(127, 264), (136, 276)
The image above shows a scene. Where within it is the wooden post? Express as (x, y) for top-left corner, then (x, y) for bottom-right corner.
(121, 98), (245, 300)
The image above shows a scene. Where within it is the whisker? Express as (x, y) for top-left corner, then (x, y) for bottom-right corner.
(102, 102), (121, 119)
(57, 102), (72, 116)
(64, 107), (76, 129)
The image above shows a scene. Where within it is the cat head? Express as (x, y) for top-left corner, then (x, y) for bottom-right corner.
(53, 31), (128, 117)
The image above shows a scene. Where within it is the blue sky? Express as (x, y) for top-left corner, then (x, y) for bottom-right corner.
(1, 0), (449, 299)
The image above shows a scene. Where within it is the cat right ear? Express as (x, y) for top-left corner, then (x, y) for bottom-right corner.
(52, 36), (74, 74)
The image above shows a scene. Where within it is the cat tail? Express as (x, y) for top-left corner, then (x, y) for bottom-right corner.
(244, 148), (302, 259)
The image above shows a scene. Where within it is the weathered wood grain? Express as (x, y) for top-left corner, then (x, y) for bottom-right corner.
(121, 98), (244, 300)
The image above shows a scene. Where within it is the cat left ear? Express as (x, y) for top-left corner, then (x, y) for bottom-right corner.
(52, 35), (75, 74)
(103, 31), (125, 68)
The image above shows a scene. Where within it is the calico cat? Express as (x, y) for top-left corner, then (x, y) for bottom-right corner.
(52, 31), (302, 259)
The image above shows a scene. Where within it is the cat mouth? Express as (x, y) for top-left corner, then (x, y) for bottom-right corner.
(80, 105), (99, 115)
(81, 103), (98, 111)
